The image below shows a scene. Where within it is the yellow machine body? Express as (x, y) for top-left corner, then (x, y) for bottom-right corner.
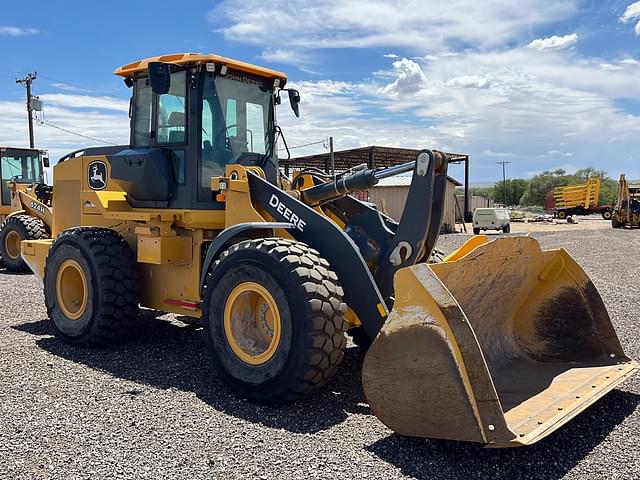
(23, 155), (278, 318)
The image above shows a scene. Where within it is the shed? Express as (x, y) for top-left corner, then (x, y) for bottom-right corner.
(368, 175), (464, 232)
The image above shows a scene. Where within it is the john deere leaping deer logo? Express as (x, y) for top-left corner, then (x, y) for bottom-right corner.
(88, 161), (107, 190)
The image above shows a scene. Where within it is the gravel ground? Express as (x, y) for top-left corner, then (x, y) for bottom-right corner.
(0, 229), (638, 480)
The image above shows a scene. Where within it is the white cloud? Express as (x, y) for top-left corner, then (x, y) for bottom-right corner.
(278, 46), (640, 180)
(447, 75), (491, 89)
(379, 59), (428, 97)
(38, 94), (129, 112)
(0, 26), (39, 36)
(211, 0), (577, 54)
(383, 53), (398, 58)
(620, 2), (640, 35)
(483, 150), (515, 158)
(621, 1), (640, 21)
(49, 82), (92, 93)
(527, 33), (578, 50)
(548, 150), (574, 157)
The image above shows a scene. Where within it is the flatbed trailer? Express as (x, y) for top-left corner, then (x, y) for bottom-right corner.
(545, 178), (613, 220)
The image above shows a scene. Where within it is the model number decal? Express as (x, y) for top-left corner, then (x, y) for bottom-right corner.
(268, 194), (307, 232)
(30, 201), (45, 214)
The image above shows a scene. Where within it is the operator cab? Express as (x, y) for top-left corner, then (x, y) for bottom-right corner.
(113, 53), (299, 210)
(0, 147), (48, 207)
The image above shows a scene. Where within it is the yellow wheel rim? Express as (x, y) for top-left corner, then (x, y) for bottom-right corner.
(223, 281), (282, 365)
(4, 230), (21, 260)
(56, 259), (88, 320)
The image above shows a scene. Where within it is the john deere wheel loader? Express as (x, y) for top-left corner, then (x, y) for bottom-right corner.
(0, 146), (52, 272)
(21, 53), (637, 447)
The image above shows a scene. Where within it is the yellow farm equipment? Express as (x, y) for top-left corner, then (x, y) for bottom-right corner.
(19, 53), (637, 447)
(550, 178), (612, 220)
(0, 146), (52, 271)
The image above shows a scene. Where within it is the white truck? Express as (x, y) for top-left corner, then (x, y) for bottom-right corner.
(472, 207), (510, 235)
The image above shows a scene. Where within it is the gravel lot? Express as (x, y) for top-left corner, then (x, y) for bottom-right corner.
(1, 228), (638, 480)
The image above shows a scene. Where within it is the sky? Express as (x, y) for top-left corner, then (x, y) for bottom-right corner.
(1, 0), (640, 183)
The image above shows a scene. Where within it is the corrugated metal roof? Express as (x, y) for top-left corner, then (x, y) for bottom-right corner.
(289, 145), (469, 172)
(375, 175), (462, 187)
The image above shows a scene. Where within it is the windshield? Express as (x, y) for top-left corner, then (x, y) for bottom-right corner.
(1, 148), (43, 183)
(1, 148), (43, 205)
(201, 72), (274, 187)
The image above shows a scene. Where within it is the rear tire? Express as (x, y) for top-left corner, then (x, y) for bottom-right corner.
(44, 227), (140, 345)
(473, 228), (480, 235)
(612, 216), (622, 229)
(557, 210), (567, 219)
(0, 214), (48, 272)
(201, 238), (347, 402)
(502, 224), (510, 233)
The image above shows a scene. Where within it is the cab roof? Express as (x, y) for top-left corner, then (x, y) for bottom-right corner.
(114, 53), (288, 83)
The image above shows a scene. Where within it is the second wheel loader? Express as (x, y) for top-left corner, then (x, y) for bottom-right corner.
(21, 53), (637, 447)
(0, 146), (52, 272)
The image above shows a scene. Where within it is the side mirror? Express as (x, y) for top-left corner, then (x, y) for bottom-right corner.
(288, 89), (301, 117)
(42, 154), (50, 168)
(148, 62), (171, 95)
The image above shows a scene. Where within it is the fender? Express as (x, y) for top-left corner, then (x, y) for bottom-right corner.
(200, 221), (294, 293)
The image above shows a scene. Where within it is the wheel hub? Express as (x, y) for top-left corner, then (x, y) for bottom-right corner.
(56, 259), (88, 320)
(224, 282), (281, 365)
(4, 230), (21, 260)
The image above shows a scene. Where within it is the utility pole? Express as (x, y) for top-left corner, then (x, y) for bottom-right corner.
(329, 136), (335, 177)
(496, 161), (511, 206)
(16, 72), (37, 148)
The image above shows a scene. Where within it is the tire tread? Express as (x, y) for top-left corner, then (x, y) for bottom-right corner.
(44, 227), (139, 344)
(203, 237), (347, 402)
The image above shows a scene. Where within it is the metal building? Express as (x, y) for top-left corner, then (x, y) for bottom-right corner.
(368, 175), (463, 232)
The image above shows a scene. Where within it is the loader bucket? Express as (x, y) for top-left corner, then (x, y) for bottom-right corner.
(362, 236), (637, 447)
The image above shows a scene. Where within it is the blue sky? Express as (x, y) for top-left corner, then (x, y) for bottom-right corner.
(1, 0), (640, 183)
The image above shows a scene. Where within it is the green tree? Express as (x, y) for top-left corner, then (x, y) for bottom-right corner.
(574, 167), (617, 205)
(520, 170), (576, 206)
(466, 187), (495, 199)
(520, 167), (617, 207)
(494, 179), (528, 206)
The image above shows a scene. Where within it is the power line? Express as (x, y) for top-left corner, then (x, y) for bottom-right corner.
(41, 120), (117, 145)
(279, 138), (328, 152)
(289, 139), (326, 150)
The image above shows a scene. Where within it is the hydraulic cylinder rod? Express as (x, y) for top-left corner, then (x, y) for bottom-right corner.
(300, 159), (417, 205)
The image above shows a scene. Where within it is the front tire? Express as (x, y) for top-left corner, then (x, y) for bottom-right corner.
(557, 210), (567, 219)
(502, 224), (511, 233)
(612, 216), (622, 229)
(473, 228), (480, 235)
(602, 210), (612, 220)
(0, 214), (48, 272)
(44, 227), (140, 345)
(201, 238), (347, 402)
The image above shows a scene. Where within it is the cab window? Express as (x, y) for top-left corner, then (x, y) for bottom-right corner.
(1, 149), (43, 205)
(200, 73), (272, 190)
(157, 70), (187, 144)
(133, 79), (152, 147)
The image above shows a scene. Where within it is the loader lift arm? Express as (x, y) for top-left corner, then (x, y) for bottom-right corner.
(245, 149), (450, 340)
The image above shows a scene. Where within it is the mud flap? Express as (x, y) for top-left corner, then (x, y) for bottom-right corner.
(362, 236), (638, 447)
